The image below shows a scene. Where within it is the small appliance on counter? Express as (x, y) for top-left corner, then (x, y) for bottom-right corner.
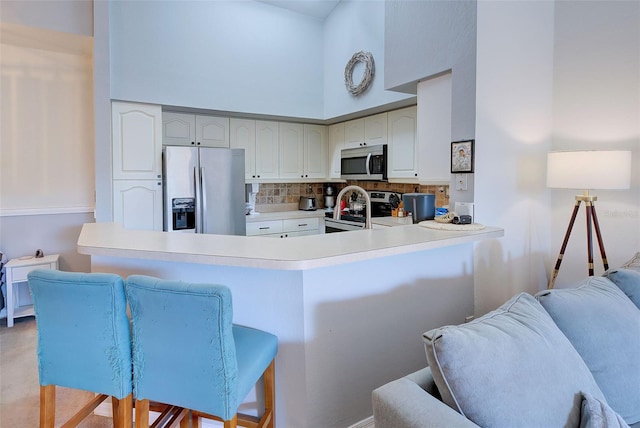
(402, 193), (436, 224)
(245, 183), (260, 215)
(324, 185), (335, 210)
(299, 196), (317, 211)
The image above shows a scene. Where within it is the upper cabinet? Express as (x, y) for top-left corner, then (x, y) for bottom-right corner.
(417, 74), (452, 183)
(255, 121), (280, 180)
(303, 124), (327, 179)
(163, 112), (229, 147)
(364, 113), (387, 146)
(343, 113), (387, 149)
(328, 122), (344, 179)
(387, 106), (418, 179)
(344, 118), (365, 149)
(230, 118), (256, 179)
(112, 101), (163, 180)
(197, 115), (229, 147)
(230, 118), (279, 180)
(278, 123), (305, 179)
(279, 123), (327, 180)
(162, 112), (195, 146)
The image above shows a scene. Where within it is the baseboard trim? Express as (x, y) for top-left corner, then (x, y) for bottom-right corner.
(348, 415), (375, 428)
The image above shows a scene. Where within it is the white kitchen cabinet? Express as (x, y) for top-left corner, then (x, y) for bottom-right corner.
(328, 123), (344, 178)
(230, 119), (279, 180)
(230, 118), (256, 179)
(246, 220), (284, 236)
(246, 217), (322, 238)
(113, 180), (163, 231)
(196, 115), (229, 147)
(365, 112), (388, 146)
(343, 113), (387, 149)
(303, 124), (327, 179)
(112, 101), (163, 230)
(255, 120), (279, 180)
(112, 101), (163, 180)
(417, 73), (452, 183)
(344, 118), (365, 149)
(279, 123), (327, 180)
(387, 106), (418, 179)
(162, 112), (195, 146)
(279, 123), (305, 179)
(162, 112), (229, 148)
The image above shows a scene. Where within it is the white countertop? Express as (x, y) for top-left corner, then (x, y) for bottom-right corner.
(245, 209), (326, 222)
(248, 209), (414, 227)
(78, 222), (503, 270)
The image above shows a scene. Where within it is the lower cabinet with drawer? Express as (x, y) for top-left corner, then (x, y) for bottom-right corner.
(4, 254), (59, 327)
(247, 217), (323, 238)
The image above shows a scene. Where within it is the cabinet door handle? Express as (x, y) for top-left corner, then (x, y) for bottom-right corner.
(298, 223), (307, 227)
(259, 227), (270, 230)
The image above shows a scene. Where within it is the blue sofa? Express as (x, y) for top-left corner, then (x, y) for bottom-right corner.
(373, 253), (640, 428)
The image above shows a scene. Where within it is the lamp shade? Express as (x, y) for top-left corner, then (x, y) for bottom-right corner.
(547, 150), (632, 190)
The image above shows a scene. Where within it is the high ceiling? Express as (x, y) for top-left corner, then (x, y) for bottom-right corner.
(256, 0), (341, 19)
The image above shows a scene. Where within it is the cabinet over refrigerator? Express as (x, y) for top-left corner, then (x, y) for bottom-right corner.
(163, 146), (246, 235)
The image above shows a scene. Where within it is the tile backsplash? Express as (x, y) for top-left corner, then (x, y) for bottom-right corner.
(254, 182), (449, 210)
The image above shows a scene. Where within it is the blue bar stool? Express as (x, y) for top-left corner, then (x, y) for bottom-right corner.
(125, 275), (277, 428)
(27, 270), (133, 428)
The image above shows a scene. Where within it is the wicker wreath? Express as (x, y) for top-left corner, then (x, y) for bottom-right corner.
(344, 51), (375, 96)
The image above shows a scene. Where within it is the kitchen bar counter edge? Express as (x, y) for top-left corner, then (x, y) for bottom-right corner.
(77, 222), (504, 270)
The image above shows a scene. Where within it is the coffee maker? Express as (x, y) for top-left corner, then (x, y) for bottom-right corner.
(324, 185), (335, 210)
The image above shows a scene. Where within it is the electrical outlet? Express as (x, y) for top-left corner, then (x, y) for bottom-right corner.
(455, 174), (467, 191)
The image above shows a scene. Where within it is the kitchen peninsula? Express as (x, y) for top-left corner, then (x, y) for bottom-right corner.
(78, 222), (502, 428)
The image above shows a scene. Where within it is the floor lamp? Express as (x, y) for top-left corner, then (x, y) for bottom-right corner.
(547, 150), (632, 289)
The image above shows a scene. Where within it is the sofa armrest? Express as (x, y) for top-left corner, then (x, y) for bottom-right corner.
(372, 368), (480, 428)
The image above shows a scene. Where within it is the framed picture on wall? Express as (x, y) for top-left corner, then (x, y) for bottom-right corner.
(451, 140), (474, 173)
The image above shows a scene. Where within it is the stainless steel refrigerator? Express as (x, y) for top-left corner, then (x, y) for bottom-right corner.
(163, 146), (246, 235)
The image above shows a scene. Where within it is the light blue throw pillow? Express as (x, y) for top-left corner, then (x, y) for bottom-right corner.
(580, 393), (630, 428)
(423, 293), (605, 428)
(536, 277), (640, 425)
(604, 268), (640, 310)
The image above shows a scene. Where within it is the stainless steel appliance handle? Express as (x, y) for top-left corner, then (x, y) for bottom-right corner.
(200, 167), (207, 233)
(366, 153), (372, 176)
(194, 167), (202, 233)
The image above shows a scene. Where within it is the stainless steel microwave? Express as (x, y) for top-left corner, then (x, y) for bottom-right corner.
(340, 144), (387, 181)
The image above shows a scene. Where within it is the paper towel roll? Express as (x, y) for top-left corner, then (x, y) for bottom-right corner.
(251, 183), (260, 193)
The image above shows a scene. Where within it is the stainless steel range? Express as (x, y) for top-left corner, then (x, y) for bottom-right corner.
(325, 190), (403, 233)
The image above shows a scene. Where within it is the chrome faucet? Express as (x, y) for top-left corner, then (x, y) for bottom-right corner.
(333, 185), (372, 229)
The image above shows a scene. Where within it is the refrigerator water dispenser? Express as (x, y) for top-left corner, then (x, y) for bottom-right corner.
(172, 198), (195, 230)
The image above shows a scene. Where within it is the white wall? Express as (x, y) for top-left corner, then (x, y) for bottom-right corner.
(0, 2), (94, 274)
(474, 1), (555, 315)
(384, 0), (477, 141)
(474, 0), (640, 314)
(0, 0), (92, 36)
(322, 0), (411, 119)
(109, 0), (325, 119)
(549, 0), (640, 287)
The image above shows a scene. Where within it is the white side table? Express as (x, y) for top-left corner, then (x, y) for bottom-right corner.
(5, 254), (59, 327)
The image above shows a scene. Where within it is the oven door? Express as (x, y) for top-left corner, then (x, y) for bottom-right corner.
(324, 218), (366, 233)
